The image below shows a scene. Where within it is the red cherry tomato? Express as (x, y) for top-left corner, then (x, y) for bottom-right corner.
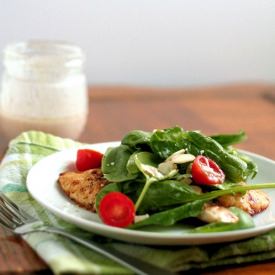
(99, 192), (135, 228)
(191, 155), (225, 185)
(76, 149), (103, 171)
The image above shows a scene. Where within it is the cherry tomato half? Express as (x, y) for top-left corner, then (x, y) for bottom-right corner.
(76, 149), (103, 171)
(99, 192), (135, 228)
(191, 155), (225, 185)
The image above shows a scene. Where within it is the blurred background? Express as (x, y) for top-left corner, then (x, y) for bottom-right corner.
(0, 0), (275, 87)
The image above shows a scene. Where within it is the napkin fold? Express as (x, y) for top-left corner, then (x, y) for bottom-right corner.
(1, 131), (275, 274)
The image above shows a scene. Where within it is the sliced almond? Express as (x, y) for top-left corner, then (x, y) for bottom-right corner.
(170, 153), (195, 164)
(158, 161), (177, 175)
(140, 164), (164, 179)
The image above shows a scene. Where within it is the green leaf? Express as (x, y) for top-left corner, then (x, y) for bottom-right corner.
(102, 145), (138, 182)
(126, 152), (141, 175)
(134, 152), (161, 179)
(150, 127), (200, 159)
(133, 152), (181, 211)
(237, 153), (258, 179)
(132, 179), (271, 228)
(211, 131), (247, 147)
(137, 180), (200, 214)
(133, 152), (160, 210)
(132, 199), (206, 228)
(242, 155), (258, 179)
(122, 130), (152, 149)
(140, 181), (275, 215)
(226, 147), (258, 179)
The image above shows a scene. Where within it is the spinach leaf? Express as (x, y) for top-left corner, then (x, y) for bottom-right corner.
(139, 181), (275, 215)
(132, 199), (206, 228)
(226, 147), (258, 179)
(122, 130), (152, 149)
(211, 131), (247, 147)
(189, 182), (275, 203)
(150, 126), (200, 159)
(126, 152), (141, 175)
(121, 180), (143, 198)
(132, 181), (275, 228)
(137, 180), (200, 214)
(133, 152), (180, 211)
(95, 182), (121, 211)
(241, 155), (258, 179)
(186, 131), (248, 182)
(201, 181), (244, 191)
(102, 145), (138, 182)
(233, 150), (258, 179)
(192, 207), (254, 233)
(133, 152), (160, 210)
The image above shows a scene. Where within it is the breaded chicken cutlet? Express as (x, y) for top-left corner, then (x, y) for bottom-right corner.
(58, 168), (109, 212)
(198, 189), (270, 224)
(217, 189), (270, 216)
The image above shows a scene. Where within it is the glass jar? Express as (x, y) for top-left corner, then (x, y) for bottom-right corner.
(0, 40), (88, 140)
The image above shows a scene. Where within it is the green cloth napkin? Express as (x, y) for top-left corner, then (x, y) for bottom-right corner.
(1, 131), (275, 274)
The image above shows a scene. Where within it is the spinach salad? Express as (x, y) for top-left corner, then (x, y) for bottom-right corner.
(95, 127), (275, 232)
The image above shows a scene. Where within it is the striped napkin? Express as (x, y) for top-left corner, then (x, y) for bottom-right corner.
(1, 131), (275, 274)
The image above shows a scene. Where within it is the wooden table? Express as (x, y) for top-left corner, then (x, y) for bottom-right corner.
(1, 83), (275, 274)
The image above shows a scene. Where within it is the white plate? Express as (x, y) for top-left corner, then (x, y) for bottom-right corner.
(27, 141), (275, 245)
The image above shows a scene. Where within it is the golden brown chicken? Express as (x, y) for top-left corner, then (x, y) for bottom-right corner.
(58, 168), (109, 212)
(217, 190), (270, 216)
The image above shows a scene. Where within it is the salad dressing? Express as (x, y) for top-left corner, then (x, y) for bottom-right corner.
(0, 41), (88, 140)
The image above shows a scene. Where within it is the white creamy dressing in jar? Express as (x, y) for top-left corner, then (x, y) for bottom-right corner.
(0, 41), (88, 140)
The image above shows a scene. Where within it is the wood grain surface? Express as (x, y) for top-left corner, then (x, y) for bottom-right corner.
(1, 83), (275, 274)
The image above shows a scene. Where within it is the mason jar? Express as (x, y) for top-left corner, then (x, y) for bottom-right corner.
(0, 40), (88, 140)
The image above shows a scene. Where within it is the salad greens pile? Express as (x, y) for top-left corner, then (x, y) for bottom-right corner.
(95, 126), (275, 232)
